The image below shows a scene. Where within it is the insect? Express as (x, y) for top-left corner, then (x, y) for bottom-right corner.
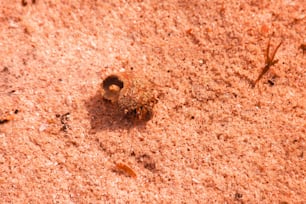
(115, 162), (137, 178)
(252, 38), (282, 87)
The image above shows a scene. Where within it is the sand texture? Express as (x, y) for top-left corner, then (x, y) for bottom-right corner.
(0, 0), (305, 203)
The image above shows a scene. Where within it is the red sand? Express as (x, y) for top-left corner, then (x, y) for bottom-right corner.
(0, 0), (305, 203)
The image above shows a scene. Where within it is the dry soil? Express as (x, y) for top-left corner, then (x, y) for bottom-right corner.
(0, 0), (305, 203)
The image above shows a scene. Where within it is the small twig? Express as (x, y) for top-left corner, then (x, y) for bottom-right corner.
(252, 38), (282, 87)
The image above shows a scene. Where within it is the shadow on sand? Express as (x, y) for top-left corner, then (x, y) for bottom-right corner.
(85, 91), (147, 132)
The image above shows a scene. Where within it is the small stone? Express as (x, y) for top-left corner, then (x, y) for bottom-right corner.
(39, 124), (48, 132)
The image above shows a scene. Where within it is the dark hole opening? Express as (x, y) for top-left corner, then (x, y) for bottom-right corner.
(103, 75), (124, 90)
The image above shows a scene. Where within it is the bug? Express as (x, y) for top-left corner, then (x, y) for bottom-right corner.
(252, 38), (282, 87)
(115, 162), (137, 178)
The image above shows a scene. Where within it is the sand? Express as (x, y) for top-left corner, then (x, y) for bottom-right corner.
(0, 0), (305, 203)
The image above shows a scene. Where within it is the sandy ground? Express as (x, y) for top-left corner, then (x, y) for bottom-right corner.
(0, 0), (305, 203)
